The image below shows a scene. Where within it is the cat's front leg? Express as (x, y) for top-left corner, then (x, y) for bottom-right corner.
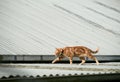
(52, 57), (64, 64)
(69, 57), (73, 64)
(52, 58), (59, 64)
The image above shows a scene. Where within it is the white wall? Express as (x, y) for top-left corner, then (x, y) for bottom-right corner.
(0, 0), (120, 55)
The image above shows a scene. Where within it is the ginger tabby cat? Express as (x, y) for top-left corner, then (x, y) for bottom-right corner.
(52, 46), (99, 65)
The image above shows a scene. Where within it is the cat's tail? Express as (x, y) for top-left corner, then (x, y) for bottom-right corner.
(90, 48), (99, 54)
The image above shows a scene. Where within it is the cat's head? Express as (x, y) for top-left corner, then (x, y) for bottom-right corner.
(55, 48), (64, 57)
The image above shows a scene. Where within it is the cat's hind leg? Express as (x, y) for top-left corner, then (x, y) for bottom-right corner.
(79, 57), (85, 65)
(87, 53), (99, 65)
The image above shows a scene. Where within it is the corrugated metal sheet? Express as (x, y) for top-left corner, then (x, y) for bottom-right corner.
(0, 0), (120, 55)
(0, 63), (120, 78)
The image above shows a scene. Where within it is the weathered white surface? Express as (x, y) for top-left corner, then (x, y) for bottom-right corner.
(0, 63), (120, 77)
(0, 0), (120, 55)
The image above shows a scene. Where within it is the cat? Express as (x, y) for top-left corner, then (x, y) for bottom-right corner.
(52, 46), (99, 65)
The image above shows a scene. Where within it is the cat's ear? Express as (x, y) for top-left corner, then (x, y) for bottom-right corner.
(55, 48), (59, 50)
(60, 48), (64, 52)
(55, 48), (63, 51)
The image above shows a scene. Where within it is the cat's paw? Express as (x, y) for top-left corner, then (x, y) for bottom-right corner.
(79, 63), (85, 65)
(52, 61), (55, 64)
(96, 63), (99, 65)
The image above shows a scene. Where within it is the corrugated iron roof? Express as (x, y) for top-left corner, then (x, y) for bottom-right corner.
(0, 63), (120, 78)
(0, 0), (120, 55)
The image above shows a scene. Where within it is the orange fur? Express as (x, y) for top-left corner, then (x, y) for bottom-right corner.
(52, 46), (99, 65)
